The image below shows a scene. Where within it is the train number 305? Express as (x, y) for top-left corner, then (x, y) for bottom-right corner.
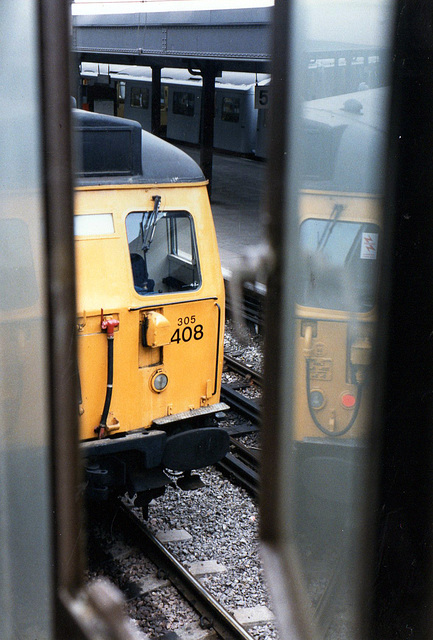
(171, 316), (204, 343)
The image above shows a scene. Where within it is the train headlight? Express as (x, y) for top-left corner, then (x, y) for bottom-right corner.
(151, 370), (169, 393)
(341, 392), (356, 409)
(310, 389), (325, 410)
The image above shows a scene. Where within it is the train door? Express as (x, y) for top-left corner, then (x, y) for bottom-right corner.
(215, 90), (241, 152)
(214, 87), (257, 155)
(167, 84), (201, 144)
(124, 81), (152, 131)
(260, 0), (433, 638)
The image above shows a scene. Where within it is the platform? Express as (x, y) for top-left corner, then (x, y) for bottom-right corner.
(179, 146), (268, 276)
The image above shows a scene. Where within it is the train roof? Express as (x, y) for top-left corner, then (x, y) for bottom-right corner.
(302, 87), (388, 194)
(73, 109), (204, 185)
(81, 63), (270, 91)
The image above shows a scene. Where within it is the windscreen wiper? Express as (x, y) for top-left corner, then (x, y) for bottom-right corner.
(141, 195), (162, 253)
(316, 203), (344, 252)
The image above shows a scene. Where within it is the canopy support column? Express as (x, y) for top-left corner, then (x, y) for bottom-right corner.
(151, 65), (162, 136)
(200, 63), (220, 197)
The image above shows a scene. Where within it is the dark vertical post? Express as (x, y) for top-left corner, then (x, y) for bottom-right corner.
(200, 64), (216, 196)
(151, 65), (161, 136)
(370, 3), (433, 637)
(39, 0), (85, 631)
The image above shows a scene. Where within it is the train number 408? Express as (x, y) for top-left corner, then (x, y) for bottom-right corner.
(171, 325), (204, 343)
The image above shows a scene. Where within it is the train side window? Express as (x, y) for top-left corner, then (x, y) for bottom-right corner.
(126, 210), (200, 294)
(172, 91), (195, 117)
(167, 213), (195, 261)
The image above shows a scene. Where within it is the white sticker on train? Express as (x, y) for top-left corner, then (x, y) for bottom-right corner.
(74, 213), (114, 236)
(360, 232), (378, 260)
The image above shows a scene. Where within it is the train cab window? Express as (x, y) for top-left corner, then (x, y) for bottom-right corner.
(173, 91), (195, 117)
(126, 210), (200, 295)
(298, 219), (379, 312)
(221, 96), (241, 123)
(131, 86), (149, 109)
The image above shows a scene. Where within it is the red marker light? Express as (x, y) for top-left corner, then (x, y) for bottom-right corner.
(341, 393), (356, 409)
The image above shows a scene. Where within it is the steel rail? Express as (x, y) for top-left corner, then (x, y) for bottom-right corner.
(216, 452), (259, 496)
(224, 354), (263, 385)
(230, 436), (260, 466)
(220, 383), (261, 424)
(117, 503), (257, 640)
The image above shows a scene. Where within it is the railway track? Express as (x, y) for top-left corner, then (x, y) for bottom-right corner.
(220, 384), (260, 424)
(224, 277), (266, 332)
(224, 354), (263, 385)
(122, 504), (259, 640)
(89, 501), (261, 640)
(219, 353), (262, 493)
(217, 438), (260, 496)
(221, 353), (262, 424)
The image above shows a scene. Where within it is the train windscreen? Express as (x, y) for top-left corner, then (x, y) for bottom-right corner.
(126, 210), (201, 295)
(298, 219), (380, 312)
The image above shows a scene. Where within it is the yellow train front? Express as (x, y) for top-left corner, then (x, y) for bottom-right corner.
(73, 110), (229, 513)
(292, 88), (386, 514)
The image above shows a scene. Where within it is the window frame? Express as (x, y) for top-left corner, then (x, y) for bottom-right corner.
(125, 209), (201, 296)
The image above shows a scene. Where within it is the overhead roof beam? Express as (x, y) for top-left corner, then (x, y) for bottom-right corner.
(72, 6), (273, 73)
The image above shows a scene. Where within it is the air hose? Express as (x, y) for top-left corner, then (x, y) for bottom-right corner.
(305, 358), (363, 437)
(96, 314), (119, 439)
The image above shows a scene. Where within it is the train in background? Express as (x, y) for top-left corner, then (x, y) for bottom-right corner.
(74, 109), (229, 516)
(81, 64), (268, 156)
(79, 56), (384, 159)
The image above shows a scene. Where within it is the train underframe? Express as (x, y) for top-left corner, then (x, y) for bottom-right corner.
(82, 408), (229, 517)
